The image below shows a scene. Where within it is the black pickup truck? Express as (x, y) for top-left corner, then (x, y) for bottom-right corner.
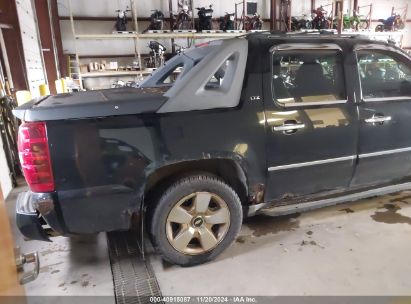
(14, 32), (411, 266)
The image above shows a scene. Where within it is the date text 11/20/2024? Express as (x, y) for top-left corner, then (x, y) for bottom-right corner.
(149, 296), (257, 303)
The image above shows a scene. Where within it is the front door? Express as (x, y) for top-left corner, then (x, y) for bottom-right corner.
(263, 43), (358, 201)
(351, 46), (411, 186)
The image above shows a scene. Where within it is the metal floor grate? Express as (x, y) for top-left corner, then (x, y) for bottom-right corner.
(107, 231), (162, 304)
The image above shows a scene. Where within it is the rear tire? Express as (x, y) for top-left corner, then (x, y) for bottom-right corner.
(149, 174), (243, 266)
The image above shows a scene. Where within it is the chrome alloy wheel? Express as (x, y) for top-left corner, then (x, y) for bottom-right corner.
(166, 192), (231, 255)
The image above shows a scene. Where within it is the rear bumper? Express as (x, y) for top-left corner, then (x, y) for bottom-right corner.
(16, 191), (65, 242)
(16, 192), (50, 241)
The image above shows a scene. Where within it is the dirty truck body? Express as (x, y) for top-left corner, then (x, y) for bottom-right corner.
(14, 33), (411, 265)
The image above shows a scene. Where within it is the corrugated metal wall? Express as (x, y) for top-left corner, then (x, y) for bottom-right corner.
(16, 0), (46, 97)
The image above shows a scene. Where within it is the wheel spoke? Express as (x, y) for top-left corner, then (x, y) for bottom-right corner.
(194, 192), (212, 213)
(172, 227), (195, 252)
(204, 207), (230, 224)
(198, 227), (218, 251)
(168, 206), (193, 224)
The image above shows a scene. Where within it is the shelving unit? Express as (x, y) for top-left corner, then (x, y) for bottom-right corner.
(81, 70), (152, 78)
(66, 0), (247, 90)
(67, 54), (80, 83)
(74, 32), (244, 40)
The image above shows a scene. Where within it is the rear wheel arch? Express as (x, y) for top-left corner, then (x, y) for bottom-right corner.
(144, 158), (248, 207)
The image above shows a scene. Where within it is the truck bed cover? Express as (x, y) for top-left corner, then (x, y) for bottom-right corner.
(13, 87), (168, 121)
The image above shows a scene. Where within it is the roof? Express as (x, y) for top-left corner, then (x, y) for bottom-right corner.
(247, 30), (394, 44)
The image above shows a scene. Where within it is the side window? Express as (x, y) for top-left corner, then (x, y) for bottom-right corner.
(205, 60), (228, 89)
(204, 53), (237, 91)
(159, 64), (184, 85)
(357, 50), (411, 99)
(272, 49), (346, 105)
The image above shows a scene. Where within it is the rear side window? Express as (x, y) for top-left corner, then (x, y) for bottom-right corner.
(204, 54), (238, 91)
(159, 64), (184, 85)
(357, 50), (411, 99)
(272, 50), (346, 105)
(139, 44), (214, 89)
(205, 60), (228, 89)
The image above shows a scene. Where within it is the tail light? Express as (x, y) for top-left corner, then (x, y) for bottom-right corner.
(18, 122), (55, 193)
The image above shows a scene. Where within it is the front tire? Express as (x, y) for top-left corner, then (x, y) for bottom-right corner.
(149, 175), (243, 266)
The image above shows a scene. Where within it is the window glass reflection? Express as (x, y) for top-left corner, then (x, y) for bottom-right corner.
(272, 50), (346, 104)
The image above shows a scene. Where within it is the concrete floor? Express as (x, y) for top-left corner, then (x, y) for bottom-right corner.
(6, 185), (411, 298)
(151, 193), (411, 296)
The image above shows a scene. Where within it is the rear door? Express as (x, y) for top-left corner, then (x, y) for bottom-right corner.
(263, 43), (359, 201)
(351, 45), (411, 186)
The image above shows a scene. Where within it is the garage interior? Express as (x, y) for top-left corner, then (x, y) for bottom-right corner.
(1, 0), (411, 302)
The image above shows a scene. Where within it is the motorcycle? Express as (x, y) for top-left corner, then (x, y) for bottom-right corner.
(312, 6), (329, 29)
(143, 10), (164, 33)
(196, 5), (214, 31)
(173, 43), (187, 55)
(375, 14), (405, 32)
(173, 4), (193, 30)
(145, 41), (166, 69)
(115, 8), (131, 32)
(335, 10), (368, 30)
(290, 14), (312, 31)
(112, 80), (139, 89)
(219, 12), (235, 31)
(244, 13), (263, 31)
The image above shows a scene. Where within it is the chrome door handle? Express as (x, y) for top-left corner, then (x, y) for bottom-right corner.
(273, 123), (305, 131)
(365, 115), (392, 124)
(273, 123), (305, 134)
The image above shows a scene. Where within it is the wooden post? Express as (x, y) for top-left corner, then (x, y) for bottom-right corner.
(235, 4), (238, 30)
(270, 0), (277, 31)
(243, 0), (246, 30)
(353, 0), (359, 13)
(169, 0), (175, 53)
(130, 0), (142, 78)
(0, 187), (26, 300)
(369, 3), (373, 28)
(288, 0), (292, 32)
(190, 0), (194, 31)
(336, 0), (343, 34)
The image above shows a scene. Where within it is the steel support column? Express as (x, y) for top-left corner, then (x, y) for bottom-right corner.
(270, 0), (277, 30)
(353, 0), (359, 12)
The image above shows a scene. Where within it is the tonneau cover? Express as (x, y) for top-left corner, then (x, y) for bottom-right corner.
(13, 87), (168, 121)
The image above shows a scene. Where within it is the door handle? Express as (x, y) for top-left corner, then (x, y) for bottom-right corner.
(365, 114), (392, 124)
(273, 122), (305, 134)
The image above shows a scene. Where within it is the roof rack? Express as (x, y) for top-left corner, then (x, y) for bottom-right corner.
(265, 30), (375, 40)
(247, 29), (342, 38)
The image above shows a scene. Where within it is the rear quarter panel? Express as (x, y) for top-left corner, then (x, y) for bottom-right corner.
(47, 78), (266, 234)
